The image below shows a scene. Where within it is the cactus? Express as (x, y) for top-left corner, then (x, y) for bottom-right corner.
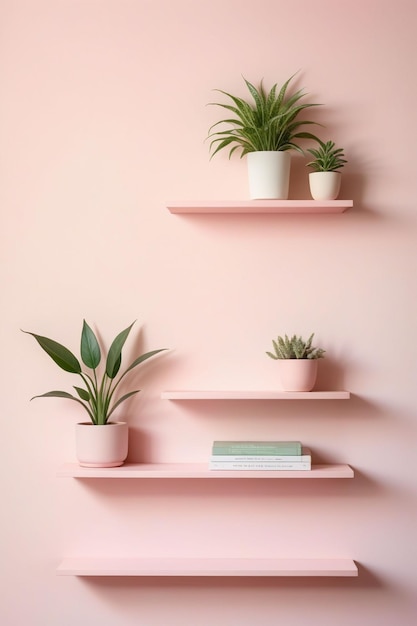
(266, 333), (325, 360)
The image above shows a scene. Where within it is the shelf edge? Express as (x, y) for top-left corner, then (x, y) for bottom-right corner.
(167, 200), (353, 214)
(161, 390), (351, 400)
(57, 463), (354, 479)
(57, 557), (358, 577)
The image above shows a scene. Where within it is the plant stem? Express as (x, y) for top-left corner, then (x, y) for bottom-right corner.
(79, 373), (98, 424)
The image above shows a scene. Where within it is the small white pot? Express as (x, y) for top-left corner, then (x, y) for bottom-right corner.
(277, 359), (318, 392)
(75, 421), (128, 468)
(247, 151), (291, 199)
(309, 171), (341, 200)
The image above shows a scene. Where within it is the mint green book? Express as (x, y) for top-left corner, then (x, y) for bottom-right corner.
(212, 441), (302, 456)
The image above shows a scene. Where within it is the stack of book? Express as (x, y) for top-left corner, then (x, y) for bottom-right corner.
(209, 440), (311, 471)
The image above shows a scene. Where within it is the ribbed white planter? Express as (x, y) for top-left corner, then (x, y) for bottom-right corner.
(277, 359), (318, 392)
(309, 171), (341, 200)
(247, 151), (291, 199)
(75, 421), (128, 468)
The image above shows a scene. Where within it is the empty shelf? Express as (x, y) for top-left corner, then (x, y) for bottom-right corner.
(161, 390), (350, 400)
(57, 556), (358, 577)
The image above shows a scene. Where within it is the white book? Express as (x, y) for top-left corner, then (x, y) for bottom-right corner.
(209, 461), (311, 471)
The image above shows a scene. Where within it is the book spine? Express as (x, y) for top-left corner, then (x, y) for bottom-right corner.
(209, 462), (311, 471)
(212, 447), (302, 456)
(210, 454), (311, 463)
(213, 441), (302, 449)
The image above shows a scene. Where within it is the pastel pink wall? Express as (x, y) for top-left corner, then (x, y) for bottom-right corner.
(1, 0), (416, 624)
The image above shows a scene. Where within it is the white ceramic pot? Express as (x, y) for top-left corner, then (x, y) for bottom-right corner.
(75, 421), (128, 468)
(247, 151), (291, 199)
(277, 359), (318, 392)
(309, 171), (341, 200)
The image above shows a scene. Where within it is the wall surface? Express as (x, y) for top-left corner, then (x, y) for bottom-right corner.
(1, 1), (416, 625)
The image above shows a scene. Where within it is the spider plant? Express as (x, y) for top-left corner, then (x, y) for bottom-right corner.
(306, 139), (347, 172)
(208, 74), (321, 159)
(266, 333), (325, 360)
(23, 320), (166, 425)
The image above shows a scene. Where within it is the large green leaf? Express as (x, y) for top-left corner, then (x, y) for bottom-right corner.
(107, 390), (140, 420)
(81, 320), (101, 369)
(106, 322), (135, 379)
(23, 331), (81, 373)
(74, 386), (90, 401)
(107, 349), (167, 407)
(122, 349), (167, 379)
(32, 390), (81, 401)
(244, 78), (266, 118)
(30, 390), (94, 421)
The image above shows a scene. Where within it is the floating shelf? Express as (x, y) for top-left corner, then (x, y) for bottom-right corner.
(161, 390), (350, 400)
(57, 462), (354, 479)
(57, 556), (358, 577)
(167, 200), (353, 214)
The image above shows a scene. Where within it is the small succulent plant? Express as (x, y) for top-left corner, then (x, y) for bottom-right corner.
(306, 139), (347, 172)
(266, 333), (325, 360)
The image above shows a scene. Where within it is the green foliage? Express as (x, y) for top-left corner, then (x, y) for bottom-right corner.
(306, 139), (347, 172)
(266, 333), (325, 360)
(23, 321), (166, 425)
(208, 74), (321, 159)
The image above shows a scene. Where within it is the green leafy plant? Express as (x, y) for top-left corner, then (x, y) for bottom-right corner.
(207, 74), (321, 159)
(23, 321), (166, 425)
(266, 333), (325, 360)
(306, 139), (347, 172)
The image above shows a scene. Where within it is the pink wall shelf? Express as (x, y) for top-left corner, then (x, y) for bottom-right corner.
(161, 390), (350, 400)
(167, 200), (353, 214)
(57, 463), (354, 479)
(57, 556), (358, 577)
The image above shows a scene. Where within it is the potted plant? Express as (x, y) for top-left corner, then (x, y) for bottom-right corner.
(266, 333), (325, 391)
(306, 139), (347, 200)
(23, 320), (166, 467)
(207, 74), (321, 200)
